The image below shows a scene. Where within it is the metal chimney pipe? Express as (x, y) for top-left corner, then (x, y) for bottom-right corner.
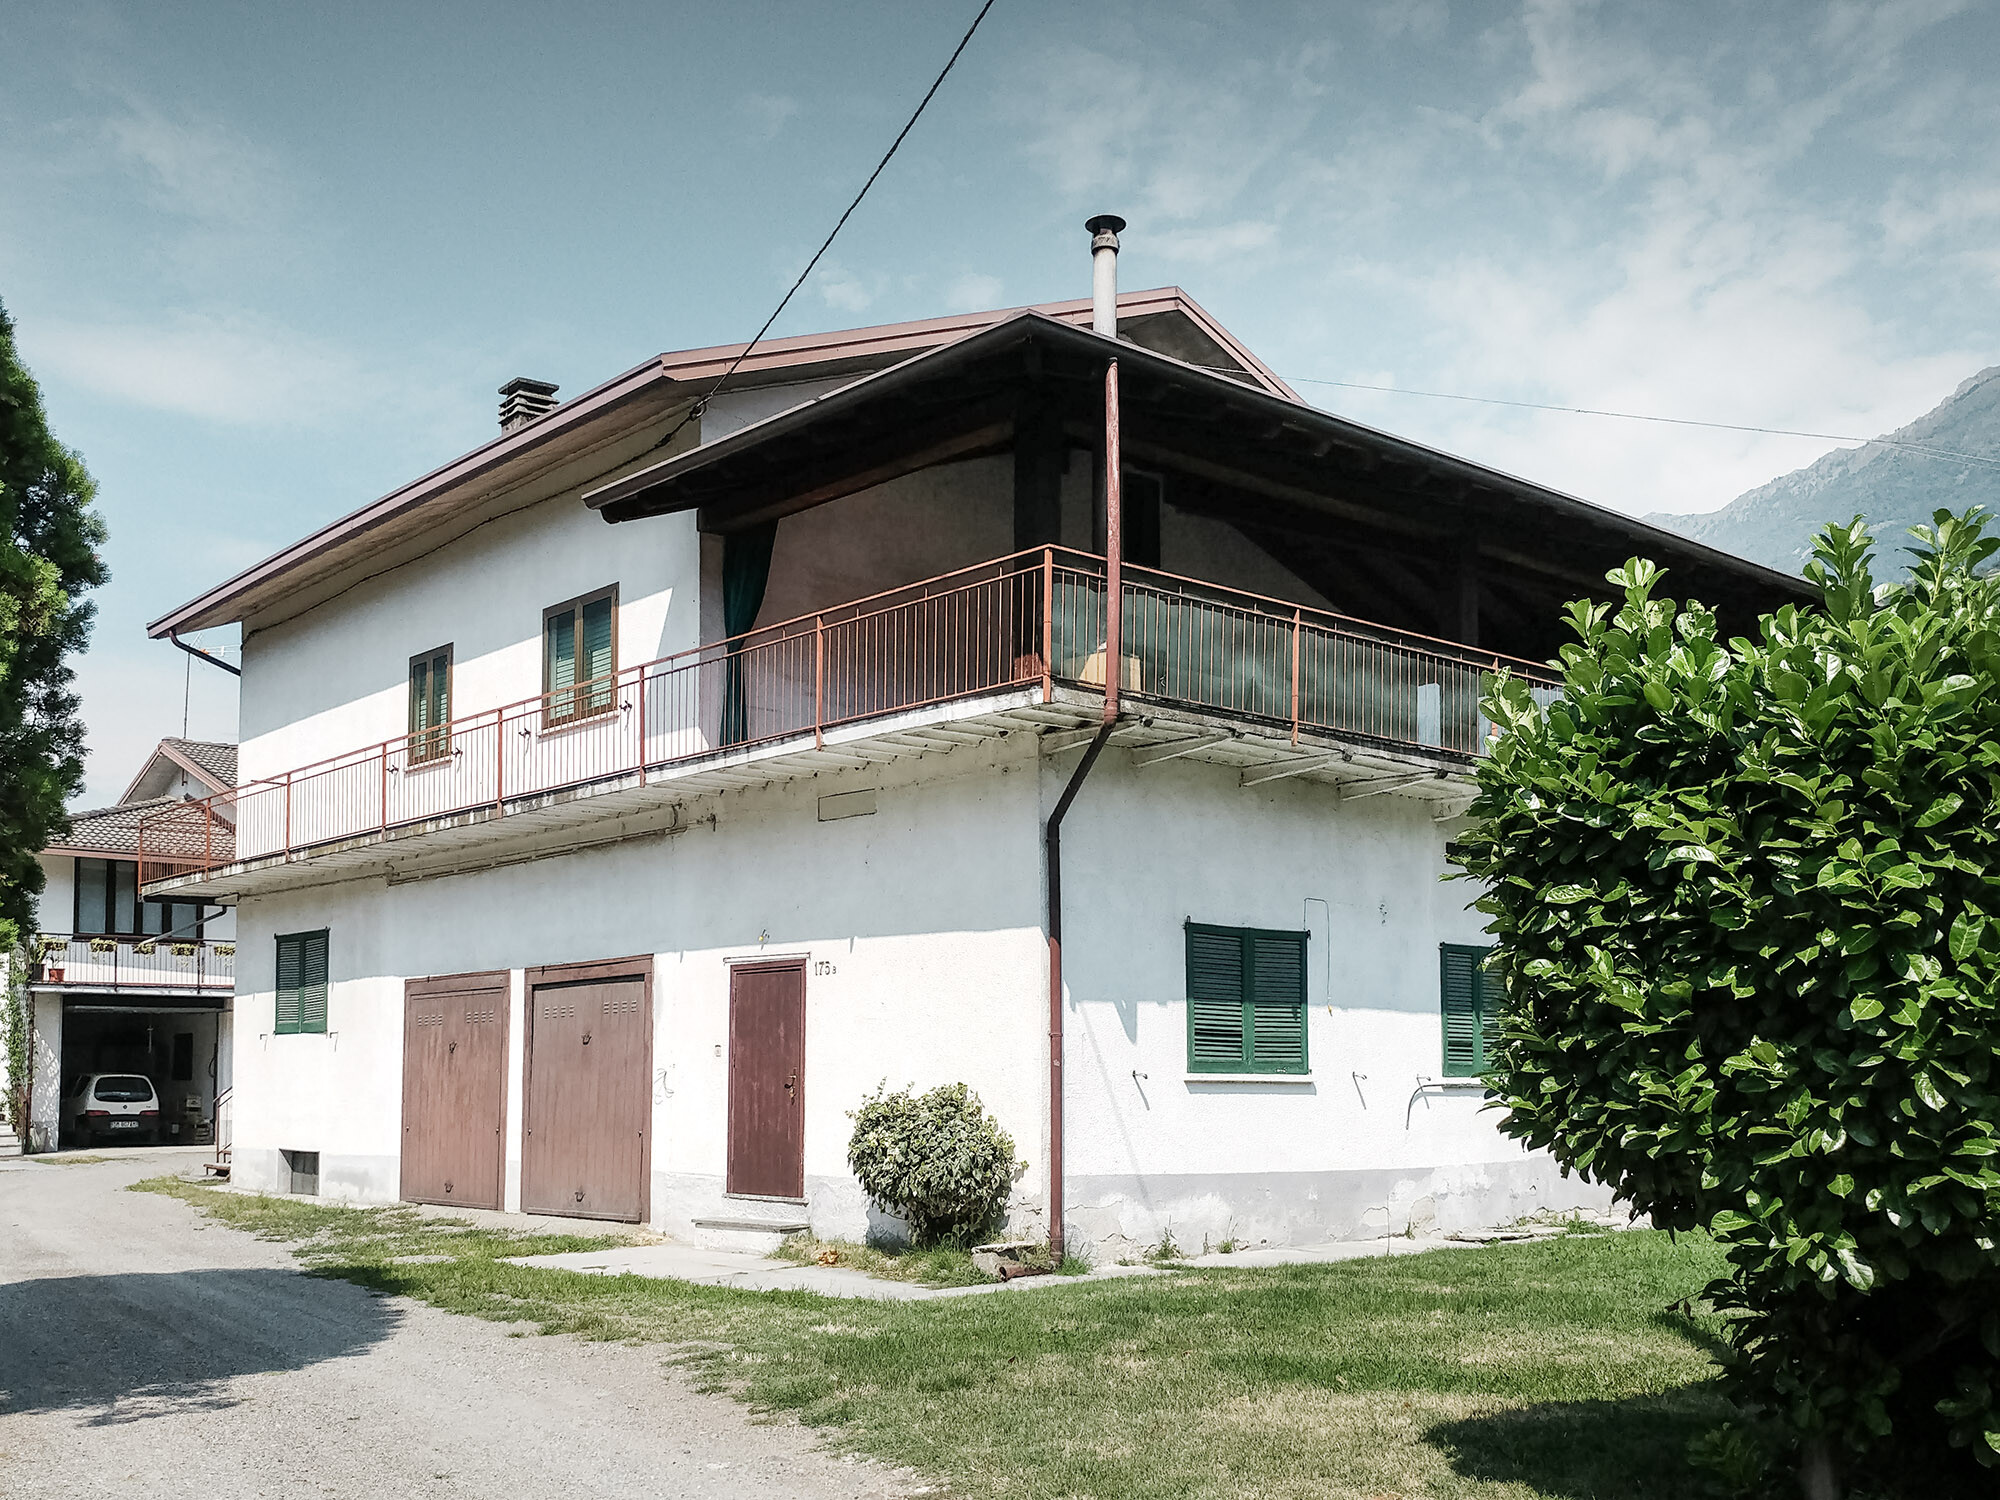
(1086, 215), (1125, 336)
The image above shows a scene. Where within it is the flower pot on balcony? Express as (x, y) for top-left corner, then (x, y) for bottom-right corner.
(45, 967), (64, 983)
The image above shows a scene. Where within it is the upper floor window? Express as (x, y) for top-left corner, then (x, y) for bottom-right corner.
(72, 857), (204, 939)
(1185, 921), (1308, 1074)
(543, 587), (616, 724)
(408, 645), (452, 764)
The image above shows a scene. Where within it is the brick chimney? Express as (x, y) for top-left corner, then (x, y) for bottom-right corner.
(498, 377), (559, 432)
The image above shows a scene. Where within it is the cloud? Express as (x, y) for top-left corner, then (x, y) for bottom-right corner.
(815, 265), (876, 314)
(1150, 220), (1277, 265)
(28, 311), (368, 425)
(741, 92), (800, 142)
(944, 272), (1005, 311)
(100, 97), (290, 229)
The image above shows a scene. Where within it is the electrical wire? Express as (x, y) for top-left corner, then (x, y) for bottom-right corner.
(649, 0), (998, 454)
(1279, 373), (2000, 473)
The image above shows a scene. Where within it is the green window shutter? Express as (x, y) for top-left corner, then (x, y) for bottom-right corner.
(1246, 932), (1308, 1072)
(1440, 943), (1497, 1077)
(408, 657), (430, 735)
(582, 596), (614, 712)
(275, 934), (303, 1035)
(430, 651), (450, 727)
(275, 930), (329, 1035)
(1186, 925), (1247, 1070)
(546, 607), (577, 694)
(299, 930), (329, 1034)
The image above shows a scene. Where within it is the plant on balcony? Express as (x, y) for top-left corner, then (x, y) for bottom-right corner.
(214, 943), (235, 958)
(87, 937), (116, 954)
(170, 943), (197, 958)
(848, 1082), (1017, 1247)
(37, 934), (65, 958)
(133, 940), (156, 955)
(1453, 511), (2000, 1499)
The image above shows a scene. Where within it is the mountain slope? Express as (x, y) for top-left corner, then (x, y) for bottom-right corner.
(1647, 367), (2000, 578)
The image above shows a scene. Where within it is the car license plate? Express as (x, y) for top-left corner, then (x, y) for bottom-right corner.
(108, 1119), (138, 1130)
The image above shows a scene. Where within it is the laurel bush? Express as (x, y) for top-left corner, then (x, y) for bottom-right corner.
(1453, 511), (2000, 1496)
(847, 1081), (1017, 1246)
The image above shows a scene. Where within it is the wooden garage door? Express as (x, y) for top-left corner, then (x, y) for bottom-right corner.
(727, 961), (806, 1199)
(401, 971), (509, 1210)
(521, 957), (652, 1222)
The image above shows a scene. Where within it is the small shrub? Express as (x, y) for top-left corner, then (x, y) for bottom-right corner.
(847, 1081), (1016, 1247)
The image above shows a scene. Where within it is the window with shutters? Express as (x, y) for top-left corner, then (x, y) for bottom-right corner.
(542, 587), (617, 725)
(1185, 922), (1309, 1074)
(407, 645), (452, 764)
(1439, 943), (1500, 1077)
(275, 929), (330, 1036)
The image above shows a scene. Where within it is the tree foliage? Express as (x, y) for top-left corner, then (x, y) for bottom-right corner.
(1452, 511), (2000, 1493)
(848, 1081), (1018, 1246)
(0, 296), (106, 949)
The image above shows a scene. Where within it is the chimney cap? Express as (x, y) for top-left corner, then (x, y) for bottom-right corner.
(499, 376), (560, 399)
(1085, 214), (1126, 250)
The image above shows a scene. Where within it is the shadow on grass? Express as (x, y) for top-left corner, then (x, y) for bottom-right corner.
(1426, 1386), (1729, 1500)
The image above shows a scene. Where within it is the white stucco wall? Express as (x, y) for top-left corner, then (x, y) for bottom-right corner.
(237, 490), (698, 788)
(221, 729), (1601, 1253)
(33, 855), (73, 935)
(225, 738), (1050, 1240)
(1053, 748), (1604, 1257)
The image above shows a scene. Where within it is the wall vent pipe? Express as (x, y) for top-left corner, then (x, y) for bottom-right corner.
(1086, 214), (1125, 337)
(498, 376), (560, 432)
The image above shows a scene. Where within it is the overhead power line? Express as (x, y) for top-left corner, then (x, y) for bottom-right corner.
(1282, 374), (2000, 472)
(651, 0), (998, 454)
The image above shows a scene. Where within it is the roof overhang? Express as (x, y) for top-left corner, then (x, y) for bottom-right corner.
(581, 310), (1811, 624)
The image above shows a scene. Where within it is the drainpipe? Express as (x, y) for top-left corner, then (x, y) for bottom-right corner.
(1046, 720), (1113, 1264)
(1046, 258), (1128, 1261)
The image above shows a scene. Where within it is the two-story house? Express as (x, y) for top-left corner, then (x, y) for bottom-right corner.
(139, 228), (1805, 1254)
(15, 738), (236, 1153)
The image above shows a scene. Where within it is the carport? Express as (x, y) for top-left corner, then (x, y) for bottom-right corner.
(55, 994), (227, 1149)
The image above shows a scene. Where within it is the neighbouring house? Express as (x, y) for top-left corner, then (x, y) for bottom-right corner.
(137, 225), (1806, 1255)
(12, 738), (236, 1154)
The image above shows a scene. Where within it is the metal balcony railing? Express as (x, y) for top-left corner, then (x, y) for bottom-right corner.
(138, 547), (1558, 878)
(33, 934), (235, 991)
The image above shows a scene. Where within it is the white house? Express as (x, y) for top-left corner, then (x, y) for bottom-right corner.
(12, 738), (236, 1154)
(139, 229), (1804, 1255)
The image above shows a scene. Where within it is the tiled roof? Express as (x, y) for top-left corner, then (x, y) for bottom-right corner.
(161, 739), (236, 789)
(53, 797), (182, 857)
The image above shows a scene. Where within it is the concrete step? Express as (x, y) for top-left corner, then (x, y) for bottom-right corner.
(690, 1205), (811, 1256)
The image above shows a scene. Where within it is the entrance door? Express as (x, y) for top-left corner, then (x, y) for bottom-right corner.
(400, 971), (509, 1209)
(727, 961), (806, 1199)
(521, 957), (652, 1222)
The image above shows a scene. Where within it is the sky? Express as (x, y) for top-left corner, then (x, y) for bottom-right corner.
(3, 0), (1998, 805)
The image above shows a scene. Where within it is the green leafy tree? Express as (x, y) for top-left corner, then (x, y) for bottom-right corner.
(1, 296), (107, 956)
(1453, 511), (2000, 1498)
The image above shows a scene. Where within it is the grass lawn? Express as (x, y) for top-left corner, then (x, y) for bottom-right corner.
(136, 1177), (1733, 1500)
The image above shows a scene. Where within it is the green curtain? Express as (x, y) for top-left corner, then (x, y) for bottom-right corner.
(721, 522), (778, 746)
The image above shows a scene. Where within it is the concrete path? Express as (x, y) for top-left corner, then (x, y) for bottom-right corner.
(0, 1151), (921, 1500)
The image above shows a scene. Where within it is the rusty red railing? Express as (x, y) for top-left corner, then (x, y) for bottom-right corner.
(138, 547), (1557, 879)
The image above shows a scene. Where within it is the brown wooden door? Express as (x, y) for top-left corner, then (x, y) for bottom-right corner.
(727, 962), (806, 1199)
(522, 958), (652, 1222)
(400, 971), (509, 1210)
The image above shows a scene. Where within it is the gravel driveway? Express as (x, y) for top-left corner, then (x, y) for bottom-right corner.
(0, 1152), (919, 1500)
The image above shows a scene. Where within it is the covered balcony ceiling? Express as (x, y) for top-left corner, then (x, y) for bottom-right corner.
(585, 311), (1810, 664)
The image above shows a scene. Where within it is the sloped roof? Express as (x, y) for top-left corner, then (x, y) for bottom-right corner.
(145, 289), (1278, 639)
(45, 797), (182, 858)
(161, 739), (236, 790)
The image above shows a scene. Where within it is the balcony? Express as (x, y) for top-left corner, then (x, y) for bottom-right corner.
(140, 548), (1558, 897)
(32, 934), (235, 995)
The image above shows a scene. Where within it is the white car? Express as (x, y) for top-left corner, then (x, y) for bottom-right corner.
(60, 1074), (163, 1147)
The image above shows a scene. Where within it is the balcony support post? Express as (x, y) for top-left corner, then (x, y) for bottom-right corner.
(814, 616), (826, 749)
(284, 774), (292, 860)
(1041, 548), (1054, 703)
(1290, 606), (1303, 745)
(1103, 360), (1122, 725)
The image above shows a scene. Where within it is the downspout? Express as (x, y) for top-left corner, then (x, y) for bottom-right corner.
(169, 632), (241, 677)
(1047, 218), (1126, 1263)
